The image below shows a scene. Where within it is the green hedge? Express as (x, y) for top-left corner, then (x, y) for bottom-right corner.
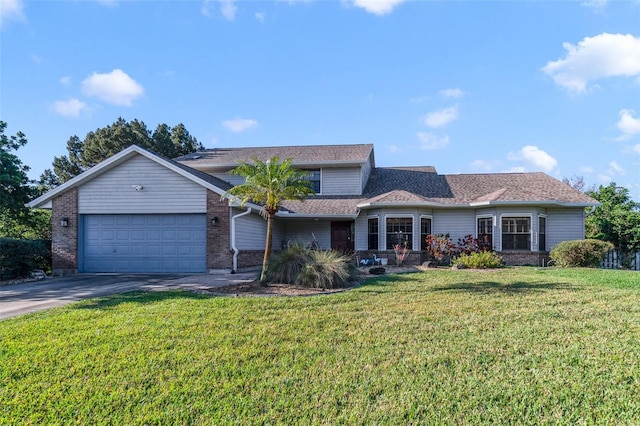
(453, 251), (504, 269)
(0, 238), (52, 280)
(549, 239), (614, 268)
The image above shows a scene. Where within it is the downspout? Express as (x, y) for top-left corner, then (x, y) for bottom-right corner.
(230, 207), (252, 273)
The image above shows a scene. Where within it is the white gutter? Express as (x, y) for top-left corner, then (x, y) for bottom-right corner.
(230, 207), (252, 273)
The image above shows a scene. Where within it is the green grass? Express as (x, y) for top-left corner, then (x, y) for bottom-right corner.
(1, 268), (640, 424)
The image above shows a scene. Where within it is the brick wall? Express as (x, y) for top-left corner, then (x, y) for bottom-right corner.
(237, 250), (265, 269)
(206, 191), (233, 270)
(51, 188), (78, 275)
(499, 251), (550, 266)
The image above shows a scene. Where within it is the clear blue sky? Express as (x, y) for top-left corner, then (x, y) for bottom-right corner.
(2, 0), (639, 198)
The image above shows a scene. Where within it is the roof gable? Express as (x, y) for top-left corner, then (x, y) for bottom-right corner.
(28, 145), (233, 209)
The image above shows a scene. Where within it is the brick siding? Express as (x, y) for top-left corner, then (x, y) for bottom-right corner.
(51, 188), (78, 275)
(206, 190), (233, 270)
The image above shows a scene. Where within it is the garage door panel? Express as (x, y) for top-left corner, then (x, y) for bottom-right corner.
(82, 214), (206, 273)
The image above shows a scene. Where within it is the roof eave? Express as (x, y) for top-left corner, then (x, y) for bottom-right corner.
(469, 200), (601, 207)
(275, 212), (358, 219)
(357, 201), (446, 209)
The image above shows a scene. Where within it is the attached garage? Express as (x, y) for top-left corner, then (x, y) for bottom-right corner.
(28, 145), (254, 275)
(80, 214), (206, 273)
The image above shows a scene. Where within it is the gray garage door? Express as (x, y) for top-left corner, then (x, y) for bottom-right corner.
(81, 214), (206, 273)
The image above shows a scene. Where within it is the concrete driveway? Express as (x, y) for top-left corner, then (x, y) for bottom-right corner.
(0, 272), (257, 320)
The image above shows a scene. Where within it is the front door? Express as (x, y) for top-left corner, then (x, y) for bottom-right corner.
(331, 221), (354, 252)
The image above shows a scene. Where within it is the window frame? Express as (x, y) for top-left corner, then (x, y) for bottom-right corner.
(500, 215), (532, 251)
(367, 216), (379, 250)
(301, 168), (322, 194)
(420, 215), (433, 250)
(476, 215), (494, 250)
(538, 215), (547, 252)
(385, 215), (414, 250)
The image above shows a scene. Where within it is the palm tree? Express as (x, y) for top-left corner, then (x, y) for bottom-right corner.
(225, 156), (315, 283)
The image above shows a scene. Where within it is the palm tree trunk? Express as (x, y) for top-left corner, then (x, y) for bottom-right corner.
(260, 213), (274, 284)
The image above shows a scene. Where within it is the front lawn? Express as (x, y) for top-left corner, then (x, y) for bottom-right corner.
(1, 268), (639, 424)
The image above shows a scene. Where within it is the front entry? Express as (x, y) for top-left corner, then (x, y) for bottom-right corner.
(331, 221), (354, 252)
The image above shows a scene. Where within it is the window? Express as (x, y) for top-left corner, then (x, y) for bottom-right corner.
(368, 217), (378, 250)
(302, 169), (321, 193)
(420, 217), (432, 250)
(477, 217), (493, 248)
(539, 216), (546, 252)
(386, 217), (413, 250)
(501, 217), (531, 250)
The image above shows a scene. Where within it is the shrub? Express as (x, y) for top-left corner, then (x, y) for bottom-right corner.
(549, 239), (614, 268)
(424, 234), (456, 266)
(296, 250), (357, 289)
(267, 243), (312, 284)
(453, 251), (504, 269)
(457, 234), (492, 255)
(268, 245), (357, 289)
(0, 238), (51, 280)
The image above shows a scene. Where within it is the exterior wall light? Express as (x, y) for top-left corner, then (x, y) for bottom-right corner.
(211, 217), (219, 225)
(61, 218), (69, 227)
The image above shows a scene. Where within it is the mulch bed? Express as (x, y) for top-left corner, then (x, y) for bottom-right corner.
(210, 281), (355, 296)
(210, 266), (422, 296)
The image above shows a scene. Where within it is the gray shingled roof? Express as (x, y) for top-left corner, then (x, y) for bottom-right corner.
(279, 168), (598, 216)
(146, 148), (234, 191)
(175, 144), (374, 168)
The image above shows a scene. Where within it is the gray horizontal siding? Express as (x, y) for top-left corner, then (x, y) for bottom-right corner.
(432, 210), (475, 242)
(235, 212), (267, 250)
(79, 155), (206, 214)
(210, 172), (245, 186)
(282, 221), (331, 250)
(547, 208), (585, 249)
(321, 167), (362, 195)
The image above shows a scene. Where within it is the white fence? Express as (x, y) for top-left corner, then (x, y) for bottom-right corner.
(601, 251), (640, 271)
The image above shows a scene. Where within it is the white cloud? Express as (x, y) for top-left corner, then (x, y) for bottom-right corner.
(53, 98), (88, 118)
(95, 0), (118, 7)
(352, 0), (407, 15)
(422, 107), (458, 128)
(0, 0), (25, 28)
(81, 69), (144, 106)
(542, 33), (640, 93)
(633, 144), (640, 155)
(504, 166), (527, 173)
(616, 109), (640, 140)
(255, 11), (266, 22)
(203, 0), (236, 20)
(439, 88), (465, 99)
(223, 118), (258, 132)
(59, 76), (72, 86)
(608, 160), (626, 175)
(507, 145), (558, 173)
(581, 0), (607, 9)
(470, 159), (497, 172)
(219, 0), (237, 21)
(416, 132), (449, 150)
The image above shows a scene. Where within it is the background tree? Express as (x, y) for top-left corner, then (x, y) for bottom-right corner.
(0, 121), (51, 239)
(44, 118), (204, 184)
(586, 182), (640, 267)
(225, 157), (315, 283)
(562, 175), (595, 193)
(1, 121), (32, 216)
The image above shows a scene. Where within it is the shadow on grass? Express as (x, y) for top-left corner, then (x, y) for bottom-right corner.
(72, 290), (210, 311)
(431, 280), (580, 294)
